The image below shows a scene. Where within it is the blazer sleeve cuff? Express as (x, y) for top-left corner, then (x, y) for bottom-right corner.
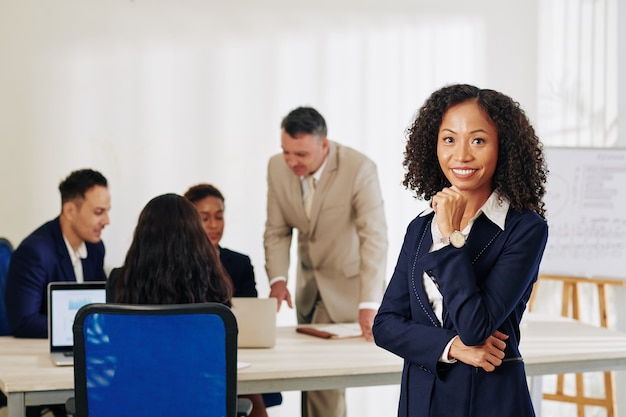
(269, 276), (287, 286)
(439, 335), (458, 363)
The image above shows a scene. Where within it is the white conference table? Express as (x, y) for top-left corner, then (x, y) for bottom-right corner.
(2, 313), (626, 417)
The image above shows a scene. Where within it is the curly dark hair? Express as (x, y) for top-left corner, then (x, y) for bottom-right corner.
(403, 84), (547, 218)
(113, 193), (233, 305)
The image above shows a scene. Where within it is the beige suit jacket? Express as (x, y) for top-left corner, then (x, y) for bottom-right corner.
(264, 141), (388, 323)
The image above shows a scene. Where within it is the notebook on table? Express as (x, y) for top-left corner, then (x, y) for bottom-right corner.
(47, 281), (107, 366)
(296, 322), (362, 339)
(230, 297), (277, 348)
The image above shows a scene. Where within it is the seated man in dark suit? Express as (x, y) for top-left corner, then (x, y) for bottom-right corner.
(6, 169), (111, 338)
(184, 183), (282, 408)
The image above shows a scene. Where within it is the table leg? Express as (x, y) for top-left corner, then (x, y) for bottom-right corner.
(529, 375), (543, 417)
(6, 392), (26, 417)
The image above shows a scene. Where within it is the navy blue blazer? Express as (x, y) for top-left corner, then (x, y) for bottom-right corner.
(219, 247), (258, 298)
(373, 209), (548, 417)
(5, 217), (106, 338)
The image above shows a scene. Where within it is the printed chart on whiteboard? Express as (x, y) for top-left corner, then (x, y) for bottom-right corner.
(539, 147), (626, 278)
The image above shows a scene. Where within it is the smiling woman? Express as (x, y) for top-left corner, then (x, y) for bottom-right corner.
(434, 100), (499, 229)
(373, 84), (549, 417)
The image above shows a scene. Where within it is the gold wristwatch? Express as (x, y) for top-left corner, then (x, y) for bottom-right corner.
(442, 231), (466, 248)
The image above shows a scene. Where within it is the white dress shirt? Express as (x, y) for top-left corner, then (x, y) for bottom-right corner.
(63, 236), (87, 283)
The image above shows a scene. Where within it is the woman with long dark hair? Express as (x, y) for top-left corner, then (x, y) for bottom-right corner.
(110, 193), (232, 305)
(109, 194), (270, 417)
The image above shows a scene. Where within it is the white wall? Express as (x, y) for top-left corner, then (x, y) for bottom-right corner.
(0, 0), (539, 271)
(0, 1), (570, 416)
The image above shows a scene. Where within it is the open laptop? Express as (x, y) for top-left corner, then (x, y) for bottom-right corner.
(230, 297), (277, 348)
(48, 281), (106, 366)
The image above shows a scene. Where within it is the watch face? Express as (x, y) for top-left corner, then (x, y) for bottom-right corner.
(450, 231), (466, 248)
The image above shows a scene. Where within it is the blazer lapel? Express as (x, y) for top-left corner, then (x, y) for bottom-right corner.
(411, 216), (442, 327)
(409, 214), (504, 330)
(466, 214), (502, 265)
(308, 142), (338, 235)
(52, 219), (76, 281)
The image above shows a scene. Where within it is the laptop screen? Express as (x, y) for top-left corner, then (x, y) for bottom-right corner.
(48, 282), (106, 351)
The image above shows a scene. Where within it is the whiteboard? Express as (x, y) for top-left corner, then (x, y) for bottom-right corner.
(539, 147), (626, 278)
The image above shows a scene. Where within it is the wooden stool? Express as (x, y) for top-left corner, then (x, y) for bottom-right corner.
(528, 274), (626, 417)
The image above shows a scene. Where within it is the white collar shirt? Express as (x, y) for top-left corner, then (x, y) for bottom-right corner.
(62, 236), (87, 283)
(300, 157), (327, 199)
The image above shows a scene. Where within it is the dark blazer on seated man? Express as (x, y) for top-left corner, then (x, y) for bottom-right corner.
(6, 168), (110, 339)
(6, 217), (106, 338)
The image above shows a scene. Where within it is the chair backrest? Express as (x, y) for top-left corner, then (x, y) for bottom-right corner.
(73, 302), (239, 417)
(0, 237), (14, 336)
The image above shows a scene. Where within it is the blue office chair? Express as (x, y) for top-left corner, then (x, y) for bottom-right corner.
(71, 302), (251, 417)
(0, 237), (14, 336)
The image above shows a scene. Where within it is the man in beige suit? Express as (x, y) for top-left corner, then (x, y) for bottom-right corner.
(264, 107), (388, 417)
